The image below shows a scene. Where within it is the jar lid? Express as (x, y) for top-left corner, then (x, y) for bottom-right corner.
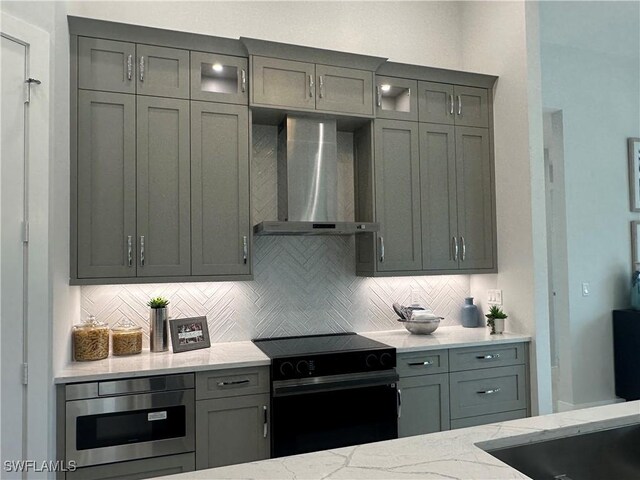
(74, 315), (108, 329)
(112, 318), (142, 332)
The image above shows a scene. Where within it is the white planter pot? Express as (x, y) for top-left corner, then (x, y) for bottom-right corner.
(492, 318), (505, 334)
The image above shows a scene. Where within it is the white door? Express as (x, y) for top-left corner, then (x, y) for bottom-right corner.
(1, 33), (27, 476)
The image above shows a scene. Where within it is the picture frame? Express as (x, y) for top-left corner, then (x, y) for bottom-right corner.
(631, 221), (640, 268)
(628, 138), (640, 211)
(169, 316), (211, 353)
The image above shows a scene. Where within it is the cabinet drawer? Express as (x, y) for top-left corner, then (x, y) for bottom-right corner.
(397, 350), (448, 376)
(450, 365), (527, 419)
(450, 409), (527, 430)
(66, 453), (194, 480)
(196, 367), (269, 400)
(449, 343), (526, 372)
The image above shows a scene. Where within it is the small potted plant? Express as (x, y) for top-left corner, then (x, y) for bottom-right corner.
(147, 297), (170, 352)
(485, 305), (508, 335)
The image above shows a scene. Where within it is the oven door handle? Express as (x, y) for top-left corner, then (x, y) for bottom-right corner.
(272, 370), (399, 397)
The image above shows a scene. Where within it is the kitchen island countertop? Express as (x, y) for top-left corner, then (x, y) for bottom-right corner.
(160, 400), (640, 480)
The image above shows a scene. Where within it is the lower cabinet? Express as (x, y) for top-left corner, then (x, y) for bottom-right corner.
(195, 367), (270, 470)
(398, 373), (450, 437)
(65, 453), (194, 480)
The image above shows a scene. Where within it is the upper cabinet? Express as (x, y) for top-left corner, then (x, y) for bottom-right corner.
(78, 38), (136, 94)
(251, 56), (374, 116)
(136, 44), (189, 99)
(418, 81), (489, 128)
(191, 52), (248, 104)
(375, 76), (418, 121)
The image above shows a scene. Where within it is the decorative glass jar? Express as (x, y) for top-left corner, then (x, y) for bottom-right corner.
(72, 315), (109, 361)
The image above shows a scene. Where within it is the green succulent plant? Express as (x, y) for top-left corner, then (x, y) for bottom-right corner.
(485, 305), (507, 334)
(147, 297), (170, 309)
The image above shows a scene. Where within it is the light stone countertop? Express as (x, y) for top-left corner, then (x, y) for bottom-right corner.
(54, 326), (530, 384)
(160, 401), (640, 480)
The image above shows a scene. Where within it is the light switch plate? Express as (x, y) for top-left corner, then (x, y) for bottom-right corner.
(582, 282), (590, 296)
(488, 289), (503, 306)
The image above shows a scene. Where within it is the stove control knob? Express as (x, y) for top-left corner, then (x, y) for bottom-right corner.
(279, 361), (294, 377)
(380, 352), (393, 368)
(296, 360), (310, 375)
(365, 354), (379, 368)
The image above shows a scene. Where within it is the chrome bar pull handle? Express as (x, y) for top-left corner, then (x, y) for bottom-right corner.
(127, 55), (132, 81)
(376, 86), (382, 107)
(319, 75), (324, 98)
(397, 388), (402, 418)
(477, 388), (501, 395)
(127, 236), (133, 267)
(477, 353), (501, 360)
(263, 405), (268, 438)
(449, 94), (454, 115)
(241, 69), (246, 93)
(407, 361), (433, 367)
(309, 75), (314, 97)
(379, 236), (385, 263)
(460, 236), (466, 261)
(242, 235), (248, 264)
(140, 236), (145, 266)
(217, 379), (250, 387)
(457, 95), (462, 115)
(139, 56), (145, 82)
(452, 236), (459, 261)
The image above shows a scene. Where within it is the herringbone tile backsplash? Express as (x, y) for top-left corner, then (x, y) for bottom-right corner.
(80, 126), (470, 345)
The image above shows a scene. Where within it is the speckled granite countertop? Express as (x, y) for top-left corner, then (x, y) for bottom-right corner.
(160, 401), (640, 480)
(55, 326), (530, 384)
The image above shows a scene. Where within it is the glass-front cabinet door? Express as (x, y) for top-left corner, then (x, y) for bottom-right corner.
(190, 52), (248, 104)
(375, 76), (418, 121)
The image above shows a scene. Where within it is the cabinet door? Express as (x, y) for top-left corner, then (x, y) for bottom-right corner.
(456, 127), (495, 270)
(418, 81), (454, 124)
(398, 373), (450, 437)
(191, 52), (248, 104)
(251, 56), (315, 109)
(420, 123), (459, 271)
(316, 65), (373, 116)
(191, 102), (251, 276)
(78, 37), (135, 94)
(375, 76), (418, 121)
(77, 90), (136, 278)
(196, 394), (269, 469)
(374, 120), (422, 271)
(136, 97), (191, 277)
(136, 44), (189, 99)
(454, 86), (489, 128)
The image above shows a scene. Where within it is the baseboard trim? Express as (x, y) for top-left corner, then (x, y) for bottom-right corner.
(556, 397), (625, 412)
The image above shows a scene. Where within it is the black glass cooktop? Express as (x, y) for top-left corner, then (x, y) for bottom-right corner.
(252, 332), (390, 359)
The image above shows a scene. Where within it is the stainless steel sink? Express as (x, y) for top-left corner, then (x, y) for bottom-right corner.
(486, 423), (640, 480)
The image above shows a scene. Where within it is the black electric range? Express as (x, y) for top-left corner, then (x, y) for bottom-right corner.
(252, 332), (399, 457)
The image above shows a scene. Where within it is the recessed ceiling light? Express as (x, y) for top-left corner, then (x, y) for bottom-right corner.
(380, 84), (391, 92)
(212, 63), (223, 72)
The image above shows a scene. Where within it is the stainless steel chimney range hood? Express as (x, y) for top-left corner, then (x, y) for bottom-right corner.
(254, 116), (378, 236)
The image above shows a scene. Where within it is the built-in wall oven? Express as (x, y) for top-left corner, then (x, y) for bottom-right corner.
(64, 373), (195, 473)
(253, 333), (399, 458)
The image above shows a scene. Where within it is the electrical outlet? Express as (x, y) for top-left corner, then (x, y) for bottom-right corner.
(487, 289), (503, 306)
(582, 282), (590, 297)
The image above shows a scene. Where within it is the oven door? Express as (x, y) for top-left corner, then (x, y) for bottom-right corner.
(66, 389), (195, 467)
(271, 370), (399, 457)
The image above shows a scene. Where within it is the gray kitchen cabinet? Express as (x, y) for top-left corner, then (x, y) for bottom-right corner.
(191, 52), (248, 104)
(315, 64), (373, 116)
(374, 119), (422, 272)
(136, 96), (191, 277)
(455, 126), (494, 270)
(251, 56), (315, 109)
(195, 393), (270, 469)
(191, 101), (251, 276)
(418, 82), (489, 128)
(450, 409), (527, 430)
(77, 90), (137, 279)
(78, 37), (136, 94)
(398, 373), (450, 437)
(420, 124), (494, 272)
(66, 453), (195, 480)
(375, 76), (418, 121)
(449, 343), (526, 372)
(196, 367), (269, 400)
(449, 365), (527, 420)
(136, 44), (189, 99)
(396, 350), (449, 377)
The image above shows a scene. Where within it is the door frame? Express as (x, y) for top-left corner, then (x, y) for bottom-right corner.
(1, 10), (51, 468)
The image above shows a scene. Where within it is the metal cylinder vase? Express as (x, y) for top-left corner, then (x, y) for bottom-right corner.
(461, 297), (480, 328)
(149, 307), (169, 352)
